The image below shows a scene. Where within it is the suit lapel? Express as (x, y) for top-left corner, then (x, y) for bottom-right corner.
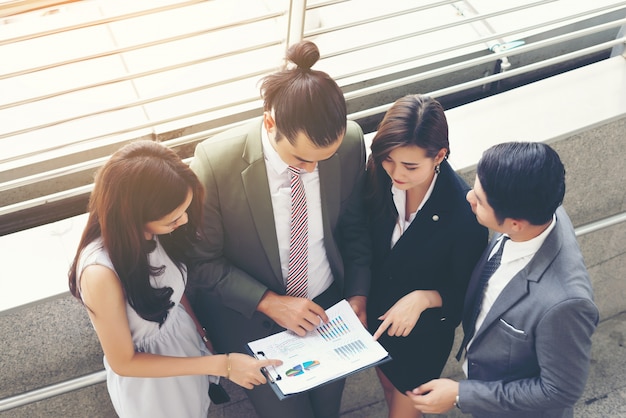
(386, 161), (455, 262)
(472, 213), (564, 343)
(240, 122), (283, 285)
(317, 153), (342, 277)
(318, 153), (340, 229)
(473, 272), (529, 342)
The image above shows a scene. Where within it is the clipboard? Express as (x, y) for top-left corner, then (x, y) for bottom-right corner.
(246, 299), (392, 400)
(250, 348), (391, 400)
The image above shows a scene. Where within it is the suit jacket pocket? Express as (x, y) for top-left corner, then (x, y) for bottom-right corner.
(497, 318), (528, 340)
(468, 318), (536, 381)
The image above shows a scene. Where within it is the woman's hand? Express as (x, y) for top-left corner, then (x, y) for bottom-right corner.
(226, 353), (283, 390)
(372, 290), (441, 340)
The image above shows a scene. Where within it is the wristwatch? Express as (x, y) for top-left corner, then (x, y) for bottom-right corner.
(454, 395), (461, 409)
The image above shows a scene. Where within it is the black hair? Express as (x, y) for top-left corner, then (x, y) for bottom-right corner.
(477, 141), (565, 225)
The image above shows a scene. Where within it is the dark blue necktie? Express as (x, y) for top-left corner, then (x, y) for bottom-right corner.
(460, 236), (510, 355)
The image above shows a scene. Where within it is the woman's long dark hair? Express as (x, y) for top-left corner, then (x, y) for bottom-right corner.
(68, 140), (205, 325)
(365, 95), (450, 220)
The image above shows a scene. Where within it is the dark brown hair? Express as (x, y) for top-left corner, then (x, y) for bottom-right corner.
(260, 40), (347, 147)
(366, 94), (450, 219)
(68, 140), (204, 325)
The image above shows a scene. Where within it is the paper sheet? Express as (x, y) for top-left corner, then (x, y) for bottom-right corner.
(247, 299), (389, 396)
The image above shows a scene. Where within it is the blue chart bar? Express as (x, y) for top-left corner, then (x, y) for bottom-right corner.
(316, 315), (351, 341)
(334, 340), (367, 359)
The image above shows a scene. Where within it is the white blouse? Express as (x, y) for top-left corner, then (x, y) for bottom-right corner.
(390, 172), (438, 248)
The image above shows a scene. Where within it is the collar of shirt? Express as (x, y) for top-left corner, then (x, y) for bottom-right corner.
(497, 213), (557, 264)
(261, 125), (290, 177)
(390, 172), (438, 225)
(389, 173), (438, 248)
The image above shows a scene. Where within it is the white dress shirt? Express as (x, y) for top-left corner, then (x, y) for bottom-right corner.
(261, 128), (333, 299)
(390, 173), (438, 248)
(463, 215), (557, 375)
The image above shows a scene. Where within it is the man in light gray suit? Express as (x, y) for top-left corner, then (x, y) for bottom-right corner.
(188, 41), (370, 418)
(408, 142), (599, 417)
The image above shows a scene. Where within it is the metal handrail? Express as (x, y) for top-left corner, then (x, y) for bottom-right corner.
(336, 1), (626, 81)
(0, 121), (242, 194)
(2, 18), (624, 192)
(1, 2), (624, 154)
(344, 17), (626, 102)
(1, 210), (624, 412)
(0, 371), (106, 412)
(2, 36), (625, 199)
(3, 0), (623, 103)
(0, 42), (281, 111)
(1, 18), (624, 168)
(0, 12), (286, 81)
(0, 184), (93, 216)
(1, 33), (624, 212)
(305, 0), (463, 38)
(0, 0), (206, 46)
(312, 0), (556, 52)
(305, 0), (350, 12)
(348, 35), (626, 119)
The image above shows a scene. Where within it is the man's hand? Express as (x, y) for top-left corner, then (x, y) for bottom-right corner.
(406, 378), (459, 414)
(347, 295), (367, 327)
(257, 291), (328, 336)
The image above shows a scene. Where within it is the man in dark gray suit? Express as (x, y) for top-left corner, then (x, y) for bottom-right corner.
(408, 141), (599, 417)
(188, 41), (370, 418)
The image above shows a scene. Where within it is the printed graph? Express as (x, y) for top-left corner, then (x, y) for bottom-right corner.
(316, 315), (350, 341)
(285, 360), (321, 377)
(334, 340), (367, 360)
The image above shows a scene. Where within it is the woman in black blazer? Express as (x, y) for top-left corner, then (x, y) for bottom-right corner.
(365, 95), (488, 418)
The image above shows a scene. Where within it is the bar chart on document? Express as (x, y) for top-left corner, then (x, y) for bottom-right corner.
(247, 299), (390, 397)
(318, 315), (369, 360)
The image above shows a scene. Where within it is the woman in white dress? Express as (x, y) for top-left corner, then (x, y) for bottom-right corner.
(68, 140), (281, 417)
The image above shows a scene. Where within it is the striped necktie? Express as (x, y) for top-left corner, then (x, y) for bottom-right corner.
(286, 166), (308, 298)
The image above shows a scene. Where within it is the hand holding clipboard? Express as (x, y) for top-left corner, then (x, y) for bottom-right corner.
(247, 300), (391, 400)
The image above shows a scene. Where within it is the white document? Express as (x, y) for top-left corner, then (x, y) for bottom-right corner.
(247, 299), (390, 397)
